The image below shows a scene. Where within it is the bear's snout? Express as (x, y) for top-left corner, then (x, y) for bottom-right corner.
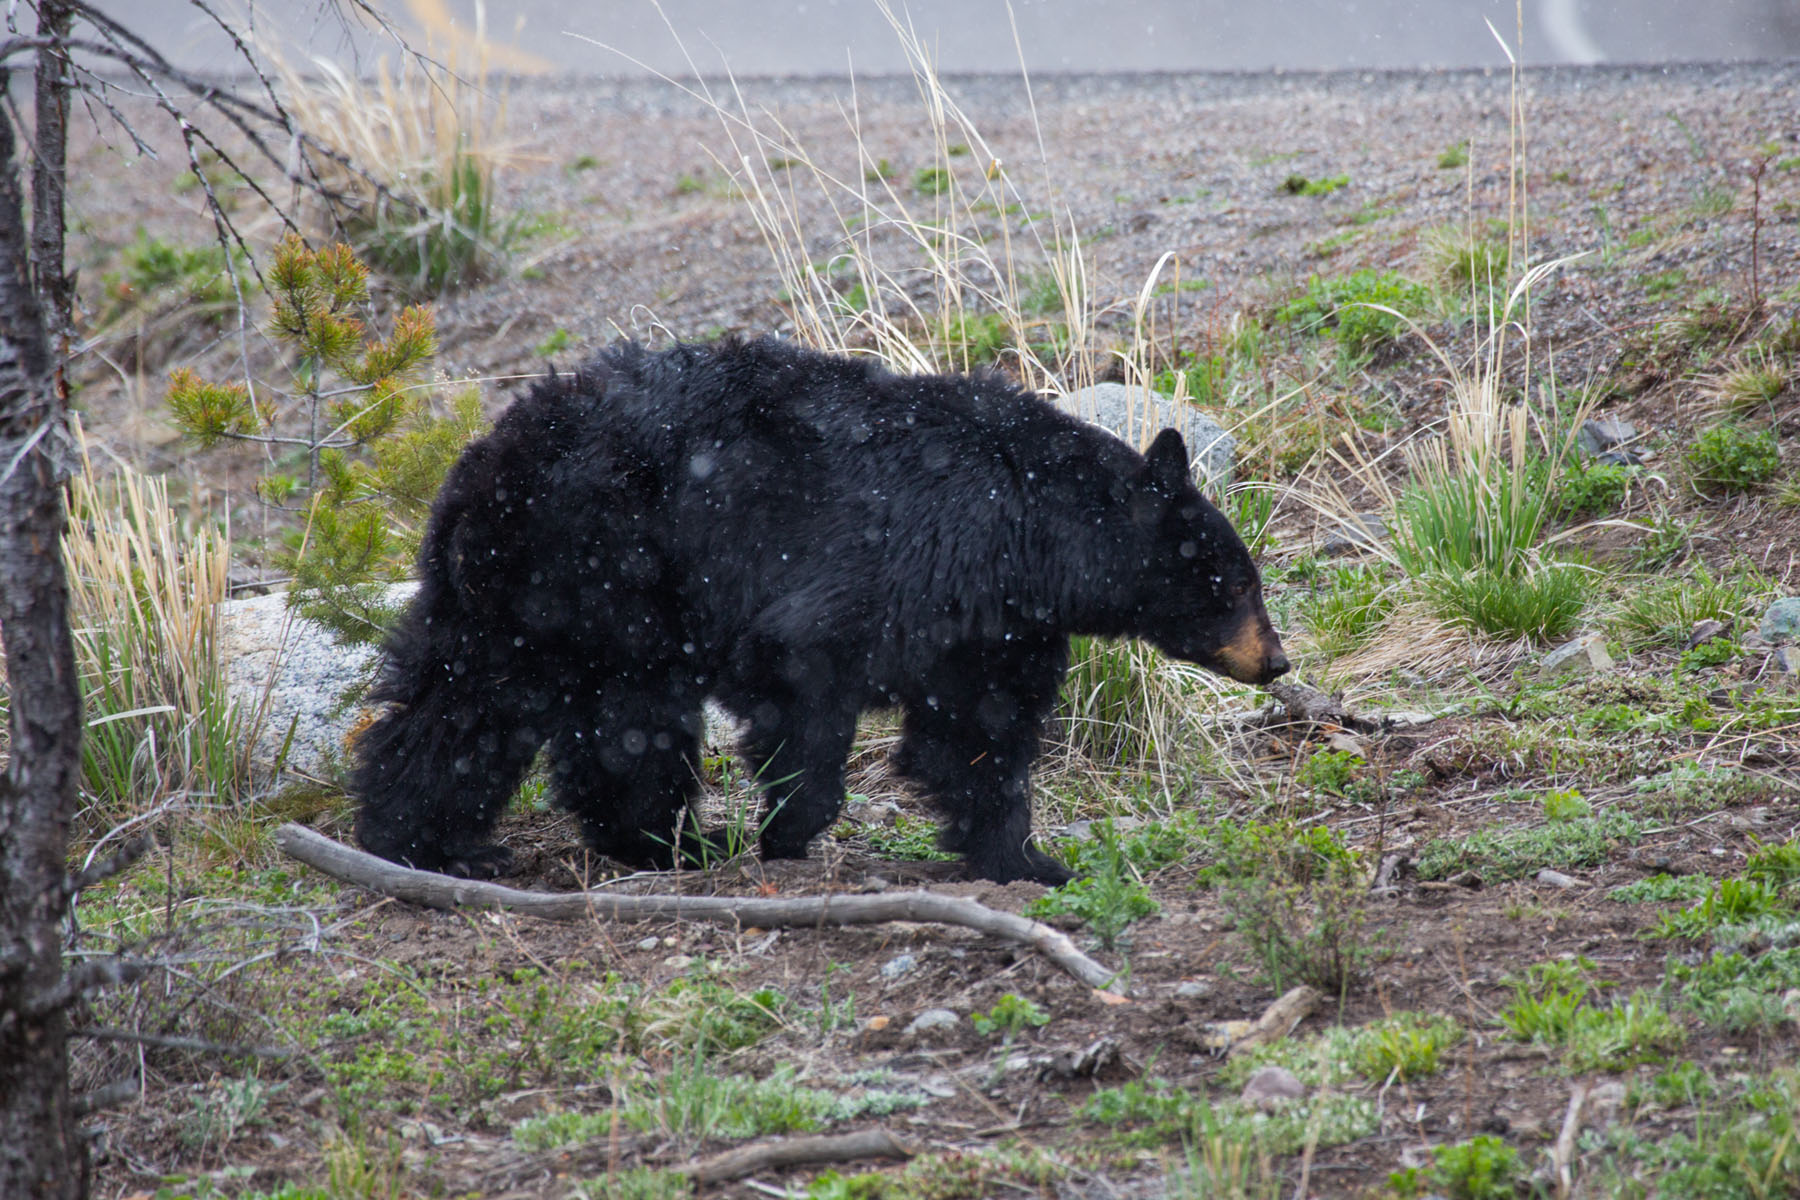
(1214, 612), (1290, 685)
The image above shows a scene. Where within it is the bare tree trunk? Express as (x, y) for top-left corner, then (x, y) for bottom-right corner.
(0, 47), (88, 1200)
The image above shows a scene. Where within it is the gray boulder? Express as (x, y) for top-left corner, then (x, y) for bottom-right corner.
(1055, 382), (1235, 491)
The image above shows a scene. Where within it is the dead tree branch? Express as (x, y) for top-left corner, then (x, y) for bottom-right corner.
(275, 823), (1128, 995)
(685, 1127), (917, 1184)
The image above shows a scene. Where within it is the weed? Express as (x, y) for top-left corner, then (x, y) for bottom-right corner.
(1026, 848), (1160, 951)
(1221, 856), (1374, 995)
(1083, 1077), (1376, 1157)
(275, 52), (510, 295)
(100, 231), (242, 338)
(1500, 959), (1684, 1070)
(1610, 874), (1713, 905)
(1648, 877), (1790, 941)
(1438, 141), (1470, 169)
(1686, 423), (1782, 491)
(534, 327), (572, 356)
(1294, 748), (1365, 797)
(1708, 345), (1788, 414)
(63, 436), (256, 834)
(862, 813), (956, 862)
(1666, 948), (1800, 1033)
(971, 993), (1050, 1038)
(913, 165), (952, 195)
(1613, 564), (1764, 648)
(1348, 1012), (1463, 1082)
(571, 1169), (691, 1200)
(1541, 787), (1592, 821)
(1423, 224), (1511, 291)
(1601, 1069), (1800, 1197)
(1428, 1135), (1520, 1200)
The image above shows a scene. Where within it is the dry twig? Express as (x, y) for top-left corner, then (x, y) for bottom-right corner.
(274, 824), (1127, 994)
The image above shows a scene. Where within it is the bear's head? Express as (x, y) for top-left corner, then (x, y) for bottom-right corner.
(1127, 429), (1289, 686)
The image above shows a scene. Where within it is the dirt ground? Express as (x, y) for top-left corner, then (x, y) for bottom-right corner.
(62, 58), (1800, 1200)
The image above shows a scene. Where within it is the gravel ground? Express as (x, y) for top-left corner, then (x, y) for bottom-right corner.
(71, 61), (1800, 413)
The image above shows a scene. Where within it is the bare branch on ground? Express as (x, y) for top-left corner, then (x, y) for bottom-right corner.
(274, 823), (1128, 994)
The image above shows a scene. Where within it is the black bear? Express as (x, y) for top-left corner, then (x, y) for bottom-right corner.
(351, 337), (1287, 885)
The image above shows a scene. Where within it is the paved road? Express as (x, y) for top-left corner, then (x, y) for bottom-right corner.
(101, 0), (1800, 77)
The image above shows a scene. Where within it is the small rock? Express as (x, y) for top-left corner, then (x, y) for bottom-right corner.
(1536, 869), (1580, 889)
(1321, 512), (1388, 555)
(1774, 646), (1800, 675)
(1061, 815), (1145, 842)
(1043, 1036), (1122, 1079)
(1539, 632), (1614, 680)
(1578, 417), (1637, 457)
(880, 953), (918, 980)
(1174, 979), (1213, 1000)
(1595, 447), (1644, 466)
(1588, 1081), (1629, 1120)
(636, 936), (661, 951)
(1239, 1066), (1306, 1111)
(904, 1008), (960, 1042)
(662, 954), (694, 970)
(864, 875), (893, 892)
(1685, 619), (1731, 649)
(1760, 597), (1800, 645)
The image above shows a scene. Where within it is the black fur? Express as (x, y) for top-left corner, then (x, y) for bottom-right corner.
(351, 337), (1287, 884)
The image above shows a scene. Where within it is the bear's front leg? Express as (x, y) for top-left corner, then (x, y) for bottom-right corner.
(733, 687), (861, 863)
(892, 641), (1073, 886)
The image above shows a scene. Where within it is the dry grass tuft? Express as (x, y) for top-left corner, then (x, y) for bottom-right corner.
(268, 37), (511, 295)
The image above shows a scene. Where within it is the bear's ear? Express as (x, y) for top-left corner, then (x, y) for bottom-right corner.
(1142, 428), (1190, 496)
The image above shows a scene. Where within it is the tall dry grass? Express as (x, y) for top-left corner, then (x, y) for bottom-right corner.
(62, 430), (260, 839)
(268, 35), (510, 295)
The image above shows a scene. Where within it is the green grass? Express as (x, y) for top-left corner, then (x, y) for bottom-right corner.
(1424, 562), (1591, 641)
(1298, 564), (1398, 658)
(1275, 269), (1430, 357)
(1417, 810), (1643, 882)
(1612, 564), (1765, 648)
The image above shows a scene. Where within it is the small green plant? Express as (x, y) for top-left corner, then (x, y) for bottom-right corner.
(534, 327), (573, 356)
(1613, 564), (1762, 648)
(1438, 141), (1470, 169)
(1280, 172), (1349, 196)
(862, 813), (957, 862)
(1423, 561), (1591, 641)
(1557, 458), (1636, 516)
(1429, 1135), (1521, 1200)
(972, 993), (1050, 1038)
(1542, 788), (1592, 821)
(1686, 423), (1782, 491)
(1295, 748), (1365, 797)
(102, 230), (242, 328)
(1417, 810), (1643, 882)
(1025, 844), (1160, 951)
(913, 165), (952, 195)
(1710, 345), (1787, 413)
